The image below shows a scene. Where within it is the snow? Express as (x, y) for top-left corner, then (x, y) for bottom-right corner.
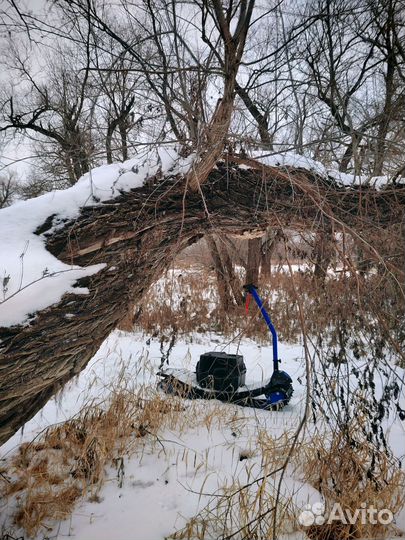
(246, 150), (401, 188)
(0, 331), (306, 455)
(0, 147), (193, 328)
(1, 329), (404, 540)
(0, 330), (306, 539)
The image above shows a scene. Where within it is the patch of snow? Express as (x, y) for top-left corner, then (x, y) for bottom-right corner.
(247, 150), (396, 189)
(254, 150), (328, 177)
(0, 331), (306, 540)
(0, 265), (105, 327)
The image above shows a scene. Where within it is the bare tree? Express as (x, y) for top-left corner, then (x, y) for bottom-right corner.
(0, 170), (19, 208)
(90, 32), (142, 164)
(364, 0), (405, 175)
(296, 0), (405, 175)
(0, 39), (95, 186)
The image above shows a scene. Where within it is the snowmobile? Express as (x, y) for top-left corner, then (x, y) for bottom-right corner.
(157, 284), (293, 410)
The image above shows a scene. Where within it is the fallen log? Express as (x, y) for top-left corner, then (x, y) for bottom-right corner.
(0, 157), (404, 445)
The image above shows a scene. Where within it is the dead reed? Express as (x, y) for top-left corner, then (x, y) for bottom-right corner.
(137, 263), (404, 367)
(296, 419), (405, 540)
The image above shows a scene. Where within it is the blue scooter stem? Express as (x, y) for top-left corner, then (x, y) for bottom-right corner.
(246, 285), (279, 372)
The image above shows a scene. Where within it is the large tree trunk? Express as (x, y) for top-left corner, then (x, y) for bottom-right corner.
(245, 237), (261, 285)
(313, 232), (333, 283)
(219, 239), (244, 306)
(119, 122), (129, 162)
(207, 235), (244, 310)
(105, 120), (118, 164)
(0, 158), (404, 445)
(260, 229), (282, 280)
(339, 133), (362, 173)
(206, 234), (234, 311)
(313, 221), (334, 284)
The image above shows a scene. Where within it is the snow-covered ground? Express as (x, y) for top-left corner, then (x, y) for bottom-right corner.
(1, 329), (404, 540)
(0, 330), (307, 539)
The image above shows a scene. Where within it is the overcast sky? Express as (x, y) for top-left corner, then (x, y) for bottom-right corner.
(0, 0), (50, 179)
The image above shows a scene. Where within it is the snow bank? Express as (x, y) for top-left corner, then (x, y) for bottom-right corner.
(0, 147), (192, 328)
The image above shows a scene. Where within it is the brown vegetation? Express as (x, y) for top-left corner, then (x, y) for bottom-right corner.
(1, 388), (189, 537)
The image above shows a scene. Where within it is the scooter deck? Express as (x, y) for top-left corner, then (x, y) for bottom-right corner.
(157, 367), (286, 410)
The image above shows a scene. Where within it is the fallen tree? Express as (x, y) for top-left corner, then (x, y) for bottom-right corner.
(0, 156), (404, 445)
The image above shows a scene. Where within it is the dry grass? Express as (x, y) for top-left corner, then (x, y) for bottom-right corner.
(0, 386), (196, 537)
(1, 374), (299, 540)
(137, 267), (294, 344)
(140, 262), (405, 540)
(0, 350), (253, 540)
(137, 263), (404, 368)
(296, 419), (405, 540)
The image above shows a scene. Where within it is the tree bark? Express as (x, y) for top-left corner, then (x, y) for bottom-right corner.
(119, 122), (129, 162)
(373, 60), (395, 176)
(313, 221), (334, 284)
(339, 133), (362, 173)
(106, 120), (119, 164)
(220, 240), (244, 306)
(260, 229), (282, 279)
(187, 0), (255, 190)
(206, 234), (234, 311)
(207, 235), (244, 309)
